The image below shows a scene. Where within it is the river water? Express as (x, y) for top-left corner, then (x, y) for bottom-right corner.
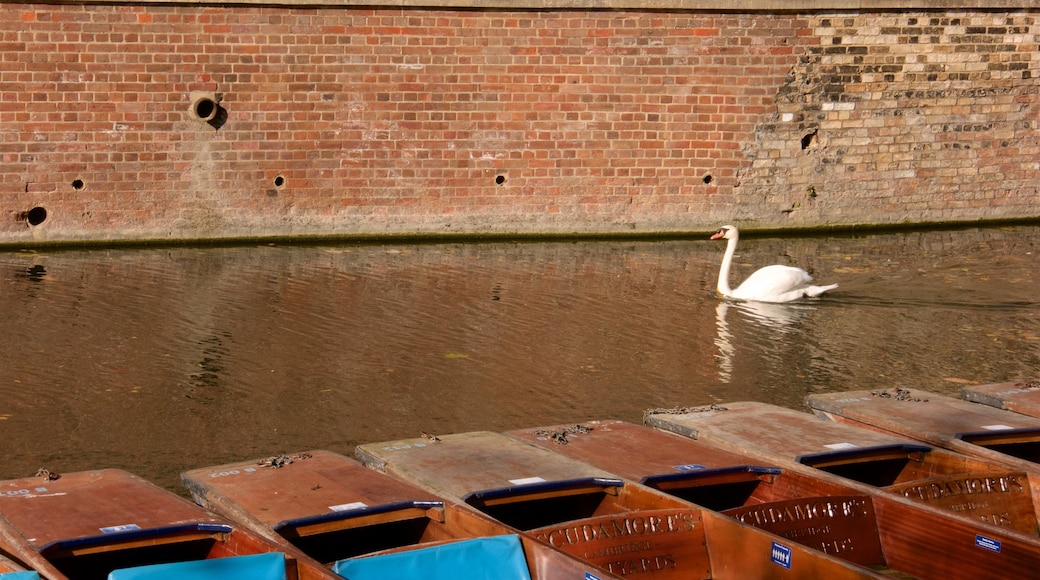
(1, 225), (1038, 492)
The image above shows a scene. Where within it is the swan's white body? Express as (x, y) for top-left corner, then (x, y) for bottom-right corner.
(711, 225), (837, 303)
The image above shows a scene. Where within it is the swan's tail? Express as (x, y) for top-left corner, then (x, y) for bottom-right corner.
(804, 283), (838, 298)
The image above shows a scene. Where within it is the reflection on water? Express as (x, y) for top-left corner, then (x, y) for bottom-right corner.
(0, 226), (1038, 491)
(714, 301), (814, 382)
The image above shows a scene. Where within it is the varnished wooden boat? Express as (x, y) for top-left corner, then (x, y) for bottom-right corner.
(508, 419), (1040, 579)
(806, 388), (1040, 473)
(645, 402), (1040, 578)
(644, 402), (1040, 533)
(0, 469), (339, 580)
(0, 554), (25, 573)
(961, 380), (1040, 419)
(356, 430), (903, 579)
(0, 553), (35, 579)
(181, 449), (613, 579)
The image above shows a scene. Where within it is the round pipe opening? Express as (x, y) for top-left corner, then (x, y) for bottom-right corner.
(194, 99), (217, 121)
(189, 91), (222, 123)
(26, 206), (47, 227)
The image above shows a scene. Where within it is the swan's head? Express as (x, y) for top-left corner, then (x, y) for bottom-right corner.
(711, 225), (739, 241)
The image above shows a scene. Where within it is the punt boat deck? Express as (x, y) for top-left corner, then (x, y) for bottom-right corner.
(509, 419), (1038, 579)
(961, 380), (1040, 419)
(645, 402), (1040, 578)
(643, 401), (1040, 534)
(806, 389), (1040, 473)
(356, 430), (910, 579)
(0, 469), (336, 580)
(0, 554), (31, 576)
(181, 449), (611, 580)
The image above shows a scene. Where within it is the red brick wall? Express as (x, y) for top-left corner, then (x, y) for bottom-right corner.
(1, 4), (1037, 244)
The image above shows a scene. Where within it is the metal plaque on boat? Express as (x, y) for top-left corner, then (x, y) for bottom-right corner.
(722, 495), (884, 567)
(528, 508), (707, 578)
(887, 471), (1038, 535)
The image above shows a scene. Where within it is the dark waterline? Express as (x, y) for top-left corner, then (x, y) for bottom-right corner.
(1, 225), (1038, 492)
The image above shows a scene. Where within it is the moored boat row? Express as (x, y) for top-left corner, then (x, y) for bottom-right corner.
(806, 386), (1040, 474)
(961, 380), (1040, 420)
(3, 381), (1040, 579)
(645, 401), (1040, 537)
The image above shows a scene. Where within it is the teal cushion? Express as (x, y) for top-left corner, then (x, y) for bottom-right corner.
(0, 573), (41, 580)
(107, 552), (286, 580)
(332, 534), (531, 580)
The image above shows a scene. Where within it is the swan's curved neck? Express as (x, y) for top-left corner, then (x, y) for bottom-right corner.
(717, 236), (737, 296)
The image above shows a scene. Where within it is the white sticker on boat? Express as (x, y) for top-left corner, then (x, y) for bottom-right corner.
(329, 502), (368, 512)
(770, 541), (793, 569)
(509, 477), (546, 485)
(674, 464), (706, 471)
(100, 524), (141, 534)
(975, 534), (1001, 553)
(981, 425), (1014, 431)
(823, 443), (857, 450)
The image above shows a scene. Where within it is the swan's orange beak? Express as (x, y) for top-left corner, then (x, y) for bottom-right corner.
(710, 229), (726, 240)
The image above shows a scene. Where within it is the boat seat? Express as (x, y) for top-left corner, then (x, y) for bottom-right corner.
(0, 573), (41, 580)
(106, 552), (286, 580)
(331, 534), (532, 580)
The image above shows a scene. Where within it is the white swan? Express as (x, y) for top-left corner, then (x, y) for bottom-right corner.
(711, 225), (837, 303)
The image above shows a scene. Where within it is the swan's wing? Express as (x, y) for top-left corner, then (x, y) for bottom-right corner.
(730, 265), (815, 301)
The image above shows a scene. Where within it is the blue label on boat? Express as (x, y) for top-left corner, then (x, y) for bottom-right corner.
(584, 572), (602, 580)
(771, 541), (792, 569)
(100, 524), (141, 534)
(673, 464), (706, 471)
(975, 534), (1001, 553)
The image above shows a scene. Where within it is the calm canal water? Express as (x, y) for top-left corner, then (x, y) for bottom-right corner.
(1, 225), (1038, 492)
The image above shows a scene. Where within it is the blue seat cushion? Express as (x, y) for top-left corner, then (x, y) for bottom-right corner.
(0, 573), (41, 580)
(107, 552), (286, 580)
(332, 534), (531, 580)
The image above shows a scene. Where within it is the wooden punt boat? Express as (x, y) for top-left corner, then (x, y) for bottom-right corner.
(806, 389), (1040, 473)
(644, 402), (1040, 533)
(0, 468), (339, 580)
(507, 419), (1040, 579)
(961, 380), (1040, 419)
(0, 553), (35, 579)
(645, 402), (1040, 578)
(181, 449), (613, 580)
(356, 430), (901, 579)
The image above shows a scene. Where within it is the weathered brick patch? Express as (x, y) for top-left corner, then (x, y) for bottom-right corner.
(1, 5), (1037, 244)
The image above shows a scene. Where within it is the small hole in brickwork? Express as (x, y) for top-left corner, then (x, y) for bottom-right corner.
(495, 175), (506, 185)
(195, 99), (216, 120)
(26, 207), (47, 227)
(71, 179), (84, 190)
(189, 91), (227, 130)
(702, 174), (713, 185)
(801, 130), (818, 150)
(274, 175), (285, 188)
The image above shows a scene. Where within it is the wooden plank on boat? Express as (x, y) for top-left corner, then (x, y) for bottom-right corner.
(0, 553), (27, 574)
(646, 403), (1040, 578)
(962, 380), (1040, 419)
(357, 430), (903, 579)
(0, 469), (337, 580)
(182, 449), (612, 580)
(806, 389), (1040, 472)
(508, 422), (896, 564)
(643, 402), (1040, 536)
(507, 421), (860, 504)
